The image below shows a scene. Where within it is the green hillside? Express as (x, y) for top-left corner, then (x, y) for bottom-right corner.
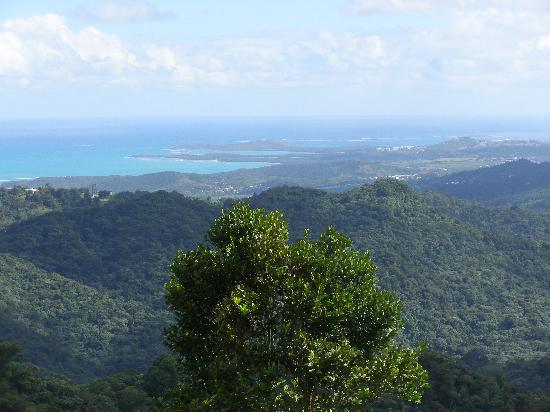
(0, 254), (168, 381)
(0, 191), (219, 304)
(3, 341), (549, 411)
(504, 187), (550, 212)
(418, 159), (550, 211)
(0, 341), (178, 411)
(0, 187), (95, 230)
(1, 182), (549, 379)
(248, 181), (550, 361)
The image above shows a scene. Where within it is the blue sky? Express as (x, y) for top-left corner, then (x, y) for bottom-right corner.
(1, 0), (550, 118)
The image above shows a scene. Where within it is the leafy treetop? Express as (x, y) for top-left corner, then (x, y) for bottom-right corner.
(165, 203), (428, 411)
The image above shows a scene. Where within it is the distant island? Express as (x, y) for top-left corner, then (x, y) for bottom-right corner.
(3, 137), (550, 198)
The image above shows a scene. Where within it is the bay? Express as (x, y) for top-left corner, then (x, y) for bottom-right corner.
(1, 116), (549, 181)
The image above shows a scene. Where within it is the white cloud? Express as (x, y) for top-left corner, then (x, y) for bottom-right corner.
(5, 12), (386, 88)
(0, 13), (191, 87)
(0, 13), (140, 82)
(70, 27), (138, 76)
(3, 6), (550, 94)
(0, 32), (28, 75)
(145, 45), (230, 87)
(74, 1), (172, 22)
(342, 2), (550, 92)
(394, 7), (550, 88)
(0, 13), (390, 90)
(146, 45), (177, 70)
(205, 33), (388, 88)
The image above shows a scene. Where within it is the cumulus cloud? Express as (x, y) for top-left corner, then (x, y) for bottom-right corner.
(3, 6), (550, 94)
(74, 1), (172, 22)
(398, 7), (550, 87)
(0, 13), (224, 89)
(343, 0), (550, 90)
(0, 13), (389, 90)
(0, 14), (139, 82)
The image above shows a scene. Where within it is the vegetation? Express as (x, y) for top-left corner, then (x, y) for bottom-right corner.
(0, 191), (219, 304)
(1, 181), (549, 381)
(0, 181), (549, 409)
(165, 204), (428, 410)
(0, 340), (179, 412)
(2, 340), (549, 411)
(248, 181), (550, 362)
(0, 254), (168, 381)
(423, 190), (550, 239)
(375, 352), (550, 412)
(0, 186), (95, 229)
(503, 355), (550, 395)
(498, 187), (550, 213)
(418, 159), (550, 211)
(7, 138), (550, 197)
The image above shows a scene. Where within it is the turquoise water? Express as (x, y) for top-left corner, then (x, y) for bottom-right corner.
(1, 117), (549, 181)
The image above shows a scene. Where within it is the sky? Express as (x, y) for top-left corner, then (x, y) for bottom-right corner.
(1, 0), (550, 118)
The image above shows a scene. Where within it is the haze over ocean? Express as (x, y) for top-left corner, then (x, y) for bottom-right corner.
(1, 116), (550, 182)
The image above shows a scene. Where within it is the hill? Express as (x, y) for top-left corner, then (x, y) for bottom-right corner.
(0, 340), (178, 411)
(0, 186), (95, 229)
(418, 159), (550, 210)
(249, 181), (550, 361)
(0, 254), (168, 382)
(1, 181), (549, 381)
(0, 191), (219, 304)
(2, 341), (549, 411)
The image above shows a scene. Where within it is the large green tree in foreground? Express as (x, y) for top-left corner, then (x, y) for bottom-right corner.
(165, 204), (428, 411)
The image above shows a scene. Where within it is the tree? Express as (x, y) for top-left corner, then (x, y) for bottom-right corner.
(0, 341), (21, 376)
(165, 204), (428, 411)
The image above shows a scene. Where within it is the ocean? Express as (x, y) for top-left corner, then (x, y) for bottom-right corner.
(1, 116), (550, 182)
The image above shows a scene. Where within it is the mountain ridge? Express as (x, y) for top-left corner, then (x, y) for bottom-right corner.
(418, 159), (550, 210)
(1, 180), (548, 379)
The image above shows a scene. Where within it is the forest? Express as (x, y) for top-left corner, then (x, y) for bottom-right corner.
(418, 159), (550, 212)
(0, 174), (549, 410)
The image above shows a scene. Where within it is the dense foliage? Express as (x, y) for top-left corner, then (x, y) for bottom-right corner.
(165, 204), (427, 410)
(503, 355), (550, 395)
(2, 340), (548, 411)
(418, 159), (550, 211)
(0, 254), (168, 381)
(248, 181), (550, 361)
(0, 182), (549, 379)
(375, 352), (550, 412)
(0, 340), (179, 412)
(0, 186), (95, 229)
(0, 191), (218, 304)
(0, 182), (549, 409)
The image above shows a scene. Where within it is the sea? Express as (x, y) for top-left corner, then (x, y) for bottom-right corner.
(1, 116), (550, 182)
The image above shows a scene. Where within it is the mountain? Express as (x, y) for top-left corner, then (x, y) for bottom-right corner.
(1, 181), (549, 381)
(0, 340), (178, 411)
(0, 191), (219, 304)
(3, 341), (549, 411)
(0, 254), (168, 382)
(249, 181), (550, 362)
(0, 186), (95, 230)
(418, 159), (550, 211)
